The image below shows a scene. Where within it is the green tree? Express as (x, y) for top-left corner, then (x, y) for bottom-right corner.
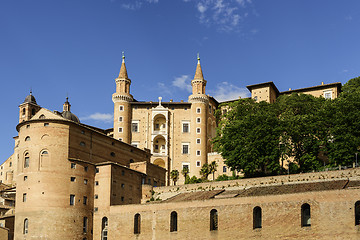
(213, 99), (282, 177)
(200, 163), (210, 180)
(275, 93), (326, 172)
(170, 170), (179, 186)
(181, 167), (189, 179)
(209, 161), (218, 180)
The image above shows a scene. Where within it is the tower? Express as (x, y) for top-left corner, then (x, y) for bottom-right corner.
(188, 54), (209, 177)
(112, 53), (133, 143)
(19, 91), (41, 123)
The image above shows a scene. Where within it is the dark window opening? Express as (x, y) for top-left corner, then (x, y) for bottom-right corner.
(134, 213), (141, 234)
(210, 209), (218, 231)
(301, 203), (311, 227)
(253, 206), (262, 229)
(170, 211), (177, 232)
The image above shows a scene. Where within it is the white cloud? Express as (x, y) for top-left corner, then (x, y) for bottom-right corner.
(209, 82), (250, 102)
(157, 82), (173, 95)
(81, 113), (113, 123)
(172, 75), (192, 93)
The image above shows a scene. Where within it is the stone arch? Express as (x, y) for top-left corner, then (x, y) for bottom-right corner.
(153, 135), (166, 155)
(153, 158), (165, 168)
(153, 114), (167, 132)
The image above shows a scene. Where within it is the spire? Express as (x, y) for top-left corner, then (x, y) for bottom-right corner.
(194, 53), (204, 80)
(118, 51), (128, 79)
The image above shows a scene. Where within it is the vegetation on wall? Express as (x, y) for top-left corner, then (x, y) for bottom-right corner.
(213, 76), (360, 178)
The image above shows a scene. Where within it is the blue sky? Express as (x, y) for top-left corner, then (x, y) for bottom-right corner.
(1, 0), (359, 163)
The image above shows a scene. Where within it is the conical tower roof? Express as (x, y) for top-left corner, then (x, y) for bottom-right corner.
(118, 52), (128, 79)
(194, 54), (204, 80)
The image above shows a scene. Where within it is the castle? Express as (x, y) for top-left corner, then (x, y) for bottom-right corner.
(0, 55), (354, 240)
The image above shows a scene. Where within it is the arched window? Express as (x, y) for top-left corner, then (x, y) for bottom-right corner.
(355, 201), (360, 226)
(301, 203), (311, 227)
(170, 211), (177, 232)
(253, 206), (262, 229)
(23, 218), (28, 234)
(40, 150), (49, 168)
(210, 209), (218, 231)
(24, 152), (30, 168)
(101, 217), (108, 240)
(22, 108), (25, 116)
(25, 136), (31, 142)
(134, 213), (141, 234)
(39, 114), (46, 119)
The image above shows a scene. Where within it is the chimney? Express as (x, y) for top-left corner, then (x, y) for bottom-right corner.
(321, 82), (324, 85)
(289, 88), (292, 91)
(170, 99), (173, 102)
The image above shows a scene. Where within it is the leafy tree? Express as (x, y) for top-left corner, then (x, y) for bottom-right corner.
(170, 170), (179, 186)
(325, 76), (360, 166)
(275, 93), (326, 172)
(213, 98), (282, 177)
(181, 167), (189, 179)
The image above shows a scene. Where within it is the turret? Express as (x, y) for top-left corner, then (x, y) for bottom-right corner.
(19, 91), (41, 123)
(112, 52), (133, 143)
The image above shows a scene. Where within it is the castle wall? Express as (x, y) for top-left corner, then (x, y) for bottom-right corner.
(108, 187), (360, 240)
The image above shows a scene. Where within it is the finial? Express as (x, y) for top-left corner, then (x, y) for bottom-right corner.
(66, 97), (69, 102)
(158, 96), (162, 106)
(197, 53), (200, 60)
(122, 51), (125, 62)
(30, 87), (32, 95)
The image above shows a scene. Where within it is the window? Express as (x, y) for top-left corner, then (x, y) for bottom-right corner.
(83, 217), (88, 233)
(355, 201), (360, 226)
(26, 124), (30, 128)
(25, 136), (31, 141)
(81, 130), (85, 134)
(119, 105), (124, 111)
(182, 143), (189, 154)
(119, 116), (123, 122)
(70, 195), (75, 206)
(84, 179), (88, 185)
(23, 193), (27, 202)
(83, 196), (87, 205)
(102, 217), (108, 240)
(134, 213), (141, 234)
(223, 166), (227, 173)
(24, 153), (30, 168)
(9, 162), (12, 167)
(182, 122), (189, 133)
(95, 195), (98, 199)
(196, 138), (201, 144)
(70, 177), (76, 182)
(39, 114), (45, 119)
(121, 196), (124, 202)
(131, 142), (139, 148)
(170, 211), (177, 232)
(94, 207), (98, 212)
(155, 145), (159, 150)
(196, 150), (201, 156)
(23, 218), (28, 234)
(121, 183), (125, 188)
(95, 181), (99, 186)
(110, 152), (115, 157)
(118, 127), (123, 133)
(155, 123), (159, 129)
(196, 107), (201, 113)
(96, 168), (99, 173)
(80, 142), (86, 147)
(196, 117), (201, 123)
(122, 170), (125, 176)
(24, 176), (28, 181)
(44, 123), (49, 126)
(71, 163), (76, 169)
(209, 105), (212, 113)
(132, 122), (139, 132)
(84, 166), (88, 172)
(324, 90), (332, 99)
(301, 203), (311, 227)
(253, 206), (262, 229)
(196, 161), (201, 167)
(210, 209), (218, 231)
(196, 128), (201, 133)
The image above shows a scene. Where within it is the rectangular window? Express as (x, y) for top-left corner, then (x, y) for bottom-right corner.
(324, 90), (332, 99)
(70, 177), (76, 182)
(83, 196), (87, 205)
(155, 123), (159, 129)
(83, 217), (88, 233)
(84, 166), (88, 172)
(94, 207), (98, 212)
(182, 122), (190, 133)
(223, 166), (227, 173)
(132, 122), (139, 132)
(118, 127), (123, 133)
(209, 105), (212, 113)
(197, 107), (201, 113)
(155, 145), (159, 150)
(70, 194), (75, 206)
(71, 163), (76, 169)
(196, 138), (201, 144)
(196, 161), (201, 167)
(182, 144), (189, 154)
(196, 128), (201, 133)
(24, 176), (27, 181)
(119, 105), (124, 111)
(95, 167), (99, 173)
(44, 123), (49, 126)
(162, 145), (165, 149)
(23, 193), (27, 202)
(182, 163), (190, 172)
(119, 116), (123, 122)
(94, 194), (98, 199)
(131, 142), (139, 148)
(24, 157), (29, 168)
(95, 181), (99, 186)
(196, 150), (201, 156)
(84, 179), (88, 185)
(196, 117), (201, 123)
